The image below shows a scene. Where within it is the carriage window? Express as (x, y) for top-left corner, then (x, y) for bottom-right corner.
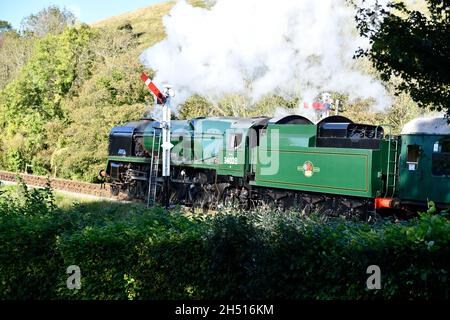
(227, 133), (243, 150)
(432, 139), (450, 176)
(406, 145), (420, 171)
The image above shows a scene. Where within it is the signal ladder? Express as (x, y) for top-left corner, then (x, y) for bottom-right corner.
(147, 129), (161, 207)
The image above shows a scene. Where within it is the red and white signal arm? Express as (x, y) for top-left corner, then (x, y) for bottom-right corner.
(140, 73), (167, 105)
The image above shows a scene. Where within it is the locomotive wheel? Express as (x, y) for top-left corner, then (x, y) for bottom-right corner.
(127, 183), (138, 199)
(110, 185), (120, 197)
(222, 188), (239, 209)
(207, 192), (219, 211)
(191, 192), (208, 213)
(359, 205), (383, 222)
(200, 187), (213, 213)
(294, 196), (313, 215)
(315, 199), (334, 217)
(274, 196), (294, 212)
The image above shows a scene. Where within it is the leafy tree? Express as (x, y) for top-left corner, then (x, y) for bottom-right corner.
(178, 94), (215, 119)
(248, 94), (298, 117)
(1, 25), (95, 122)
(0, 3), (207, 179)
(0, 20), (13, 49)
(340, 97), (385, 125)
(0, 31), (34, 89)
(355, 0), (450, 118)
(178, 93), (299, 120)
(49, 25), (152, 181)
(0, 25), (96, 173)
(0, 22), (11, 32)
(382, 89), (425, 135)
(0, 20), (12, 33)
(21, 5), (77, 37)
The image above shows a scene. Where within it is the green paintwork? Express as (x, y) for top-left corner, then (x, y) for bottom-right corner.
(399, 134), (450, 204)
(142, 120), (192, 152)
(141, 117), (266, 177)
(265, 124), (317, 148)
(252, 148), (384, 197)
(107, 156), (152, 163)
(251, 124), (387, 198)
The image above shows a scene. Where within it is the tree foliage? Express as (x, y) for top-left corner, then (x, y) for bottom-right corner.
(178, 94), (298, 119)
(0, 20), (12, 33)
(355, 0), (450, 117)
(0, 25), (96, 174)
(0, 31), (34, 89)
(21, 5), (77, 37)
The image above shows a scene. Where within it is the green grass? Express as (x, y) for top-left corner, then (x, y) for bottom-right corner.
(52, 191), (107, 209)
(0, 183), (137, 210)
(0, 183), (15, 192)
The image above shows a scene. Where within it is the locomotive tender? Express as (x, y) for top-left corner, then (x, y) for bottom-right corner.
(102, 114), (450, 216)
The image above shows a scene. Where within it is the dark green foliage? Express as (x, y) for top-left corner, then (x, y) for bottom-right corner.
(0, 181), (59, 299)
(355, 0), (450, 118)
(0, 187), (448, 300)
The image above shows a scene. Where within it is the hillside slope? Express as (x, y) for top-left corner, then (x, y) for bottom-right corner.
(92, 0), (207, 50)
(92, 1), (174, 51)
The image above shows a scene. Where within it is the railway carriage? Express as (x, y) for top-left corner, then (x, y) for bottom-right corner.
(397, 117), (450, 208)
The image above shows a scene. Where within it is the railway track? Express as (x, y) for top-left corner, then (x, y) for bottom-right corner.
(0, 171), (118, 200)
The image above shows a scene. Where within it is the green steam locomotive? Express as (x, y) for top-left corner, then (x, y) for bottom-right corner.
(101, 114), (450, 216)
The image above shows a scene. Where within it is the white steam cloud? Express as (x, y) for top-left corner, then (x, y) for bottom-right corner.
(140, 0), (391, 113)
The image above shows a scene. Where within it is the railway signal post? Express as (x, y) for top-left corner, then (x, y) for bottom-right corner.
(141, 73), (174, 209)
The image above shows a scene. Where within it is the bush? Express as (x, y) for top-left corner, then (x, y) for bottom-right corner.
(0, 186), (448, 300)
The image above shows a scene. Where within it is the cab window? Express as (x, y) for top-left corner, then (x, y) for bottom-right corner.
(432, 139), (450, 176)
(227, 133), (243, 150)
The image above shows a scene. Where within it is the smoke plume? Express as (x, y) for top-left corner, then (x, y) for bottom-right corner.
(140, 0), (391, 112)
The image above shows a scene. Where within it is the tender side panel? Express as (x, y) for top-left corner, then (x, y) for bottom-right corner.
(253, 147), (376, 198)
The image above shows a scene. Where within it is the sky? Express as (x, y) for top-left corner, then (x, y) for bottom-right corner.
(0, 0), (166, 29)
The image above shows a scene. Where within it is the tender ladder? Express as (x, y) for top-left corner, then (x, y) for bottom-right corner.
(147, 129), (161, 207)
(384, 135), (400, 198)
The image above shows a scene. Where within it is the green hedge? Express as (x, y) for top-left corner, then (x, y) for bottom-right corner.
(0, 184), (449, 300)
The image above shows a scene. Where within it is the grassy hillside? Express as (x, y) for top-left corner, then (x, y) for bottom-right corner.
(92, 1), (175, 51)
(92, 0), (207, 50)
